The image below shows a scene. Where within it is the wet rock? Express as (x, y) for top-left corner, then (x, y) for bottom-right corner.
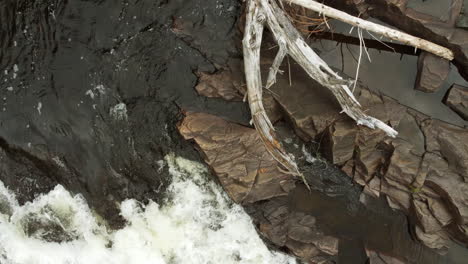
(414, 52), (450, 93)
(259, 199), (339, 262)
(179, 108), (457, 262)
(412, 199), (444, 234)
(194, 59), (284, 124)
(456, 2), (468, 29)
(288, 212), (339, 255)
(195, 71), (243, 101)
(269, 63), (468, 249)
(366, 249), (405, 264)
(178, 112), (342, 261)
(19, 207), (80, 243)
(444, 84), (468, 121)
(178, 112), (295, 204)
(268, 62), (343, 140)
(0, 193), (12, 217)
(322, 120), (357, 166)
(414, 225), (450, 252)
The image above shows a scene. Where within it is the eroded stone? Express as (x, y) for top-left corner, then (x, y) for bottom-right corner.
(415, 52), (450, 93)
(444, 84), (468, 121)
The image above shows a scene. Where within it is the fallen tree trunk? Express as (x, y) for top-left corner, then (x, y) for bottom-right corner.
(243, 0), (454, 182)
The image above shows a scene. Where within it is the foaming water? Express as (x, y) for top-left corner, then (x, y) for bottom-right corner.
(0, 154), (295, 264)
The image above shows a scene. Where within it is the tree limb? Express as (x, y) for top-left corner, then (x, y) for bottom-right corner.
(259, 0), (398, 137)
(242, 0), (451, 184)
(285, 0), (454, 60)
(243, 0), (308, 188)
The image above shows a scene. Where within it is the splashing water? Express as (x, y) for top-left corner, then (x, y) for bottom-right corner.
(0, 154), (296, 264)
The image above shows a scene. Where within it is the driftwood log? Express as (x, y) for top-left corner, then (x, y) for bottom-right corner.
(242, 0), (454, 184)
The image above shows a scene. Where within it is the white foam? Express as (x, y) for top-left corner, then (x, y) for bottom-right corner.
(109, 103), (127, 121)
(0, 155), (296, 264)
(37, 102), (42, 115)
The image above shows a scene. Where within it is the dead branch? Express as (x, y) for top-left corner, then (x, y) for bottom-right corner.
(243, 0), (309, 188)
(243, 0), (452, 183)
(286, 0), (454, 60)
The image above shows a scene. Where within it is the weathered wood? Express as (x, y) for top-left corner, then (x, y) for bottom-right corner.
(243, 0), (307, 187)
(266, 40), (287, 89)
(285, 0), (454, 60)
(242, 0), (455, 183)
(259, 0), (398, 137)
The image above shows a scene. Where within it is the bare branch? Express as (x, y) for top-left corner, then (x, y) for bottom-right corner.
(266, 40), (287, 89)
(243, 0), (308, 188)
(285, 0), (454, 60)
(259, 0), (398, 137)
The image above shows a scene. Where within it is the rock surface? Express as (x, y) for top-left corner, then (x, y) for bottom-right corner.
(328, 0), (468, 80)
(195, 70), (244, 101)
(185, 38), (468, 250)
(270, 67), (468, 250)
(178, 111), (455, 263)
(444, 84), (468, 120)
(178, 112), (296, 204)
(178, 112), (339, 262)
(366, 249), (406, 264)
(414, 52), (450, 93)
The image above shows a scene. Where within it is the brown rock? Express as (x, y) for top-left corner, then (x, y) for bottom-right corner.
(366, 249), (406, 264)
(195, 71), (243, 101)
(427, 197), (453, 227)
(384, 113), (426, 190)
(179, 113), (339, 261)
(363, 176), (381, 198)
(414, 52), (450, 93)
(414, 225), (450, 251)
(287, 212), (338, 256)
(322, 120), (357, 166)
(444, 84), (468, 121)
(285, 239), (322, 260)
(412, 199), (444, 233)
(258, 200), (339, 261)
(270, 64), (468, 249)
(381, 178), (412, 211)
(195, 64), (284, 124)
(260, 201), (289, 245)
(178, 112), (295, 204)
(423, 119), (468, 182)
(268, 61), (342, 140)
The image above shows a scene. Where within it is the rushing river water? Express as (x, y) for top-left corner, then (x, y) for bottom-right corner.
(1, 0), (468, 263)
(0, 154), (295, 264)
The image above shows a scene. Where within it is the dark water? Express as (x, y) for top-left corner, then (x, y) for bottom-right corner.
(0, 0), (247, 226)
(0, 0), (467, 263)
